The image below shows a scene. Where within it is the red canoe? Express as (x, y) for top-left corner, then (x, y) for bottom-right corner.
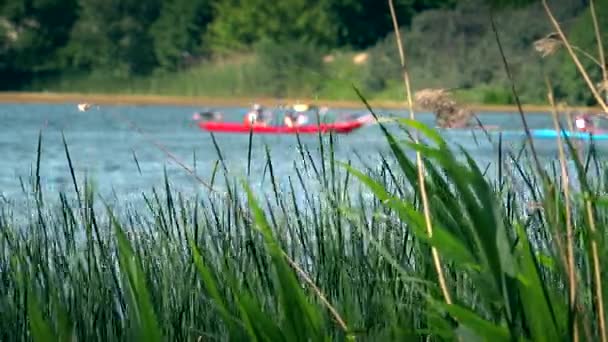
(198, 120), (365, 134)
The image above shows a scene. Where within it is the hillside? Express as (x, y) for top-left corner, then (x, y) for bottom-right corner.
(1, 0), (606, 106)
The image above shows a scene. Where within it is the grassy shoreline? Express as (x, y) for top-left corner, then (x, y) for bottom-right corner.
(0, 91), (603, 114)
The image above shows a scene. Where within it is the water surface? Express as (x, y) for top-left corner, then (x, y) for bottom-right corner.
(0, 103), (599, 206)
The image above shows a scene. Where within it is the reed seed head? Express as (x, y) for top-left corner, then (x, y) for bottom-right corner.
(598, 80), (608, 93)
(534, 32), (563, 57)
(414, 88), (473, 128)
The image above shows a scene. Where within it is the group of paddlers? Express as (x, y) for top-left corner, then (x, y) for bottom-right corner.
(191, 88), (608, 133)
(242, 103), (310, 128)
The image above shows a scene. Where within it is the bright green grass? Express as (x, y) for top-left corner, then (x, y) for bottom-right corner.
(31, 56), (265, 98)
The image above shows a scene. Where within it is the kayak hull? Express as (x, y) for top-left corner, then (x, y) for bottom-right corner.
(198, 121), (365, 134)
(490, 129), (608, 140)
(451, 128), (608, 140)
(527, 128), (608, 140)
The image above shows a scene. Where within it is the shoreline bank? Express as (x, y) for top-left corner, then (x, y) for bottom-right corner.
(0, 91), (602, 114)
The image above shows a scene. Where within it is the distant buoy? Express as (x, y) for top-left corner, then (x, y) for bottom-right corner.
(192, 112), (201, 120)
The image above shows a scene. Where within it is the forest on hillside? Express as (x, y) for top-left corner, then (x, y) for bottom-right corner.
(0, 0), (605, 105)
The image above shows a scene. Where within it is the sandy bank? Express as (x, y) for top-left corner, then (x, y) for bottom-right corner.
(0, 91), (602, 114)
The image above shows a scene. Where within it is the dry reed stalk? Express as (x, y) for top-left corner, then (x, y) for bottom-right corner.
(542, 2), (607, 340)
(388, 0), (452, 305)
(590, 0), (607, 105)
(414, 88), (450, 107)
(586, 201), (606, 342)
(534, 33), (603, 68)
(600, 80), (608, 94)
(534, 33), (563, 57)
(547, 83), (578, 342)
(542, 0), (608, 113)
(282, 251), (348, 332)
(556, 102), (575, 131)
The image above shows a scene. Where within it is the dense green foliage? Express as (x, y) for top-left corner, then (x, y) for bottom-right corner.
(365, 0), (595, 104)
(1, 0), (606, 105)
(0, 0), (454, 82)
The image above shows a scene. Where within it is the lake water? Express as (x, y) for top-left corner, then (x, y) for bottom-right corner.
(0, 103), (600, 207)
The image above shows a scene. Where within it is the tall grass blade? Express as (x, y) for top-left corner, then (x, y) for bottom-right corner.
(188, 236), (243, 336)
(247, 126), (254, 177)
(110, 211), (163, 342)
(27, 291), (57, 342)
(241, 180), (326, 341)
(434, 300), (510, 341)
(341, 162), (477, 268)
(61, 132), (82, 209)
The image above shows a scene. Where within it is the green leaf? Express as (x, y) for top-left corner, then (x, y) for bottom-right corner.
(435, 301), (511, 342)
(28, 291), (57, 342)
(395, 118), (447, 147)
(342, 162), (479, 268)
(239, 292), (287, 342)
(513, 223), (561, 341)
(353, 87), (420, 188)
(427, 226), (481, 270)
(423, 309), (456, 339)
(242, 179), (326, 341)
(112, 215), (163, 342)
(189, 237), (245, 337)
(51, 293), (74, 342)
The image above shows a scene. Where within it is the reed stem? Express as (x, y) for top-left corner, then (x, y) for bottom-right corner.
(542, 2), (607, 339)
(589, 0), (607, 105)
(388, 0), (452, 305)
(542, 0), (608, 113)
(586, 200), (606, 342)
(547, 83), (578, 342)
(282, 251), (348, 332)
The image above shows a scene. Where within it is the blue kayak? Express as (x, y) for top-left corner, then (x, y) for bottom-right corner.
(520, 129), (608, 140)
(443, 128), (608, 141)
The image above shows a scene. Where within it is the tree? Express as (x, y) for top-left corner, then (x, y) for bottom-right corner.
(0, 0), (78, 87)
(551, 1), (608, 105)
(149, 0), (214, 71)
(205, 0), (337, 53)
(326, 0), (456, 49)
(61, 0), (161, 76)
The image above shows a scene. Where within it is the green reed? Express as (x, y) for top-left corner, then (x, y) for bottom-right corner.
(1, 107), (607, 341)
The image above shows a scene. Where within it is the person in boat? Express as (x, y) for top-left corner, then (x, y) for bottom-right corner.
(292, 104), (313, 126)
(574, 113), (602, 133)
(244, 104), (261, 126)
(295, 110), (309, 126)
(283, 105), (312, 127)
(284, 110), (299, 127)
(244, 103), (271, 126)
(574, 112), (608, 134)
(575, 113), (592, 132)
